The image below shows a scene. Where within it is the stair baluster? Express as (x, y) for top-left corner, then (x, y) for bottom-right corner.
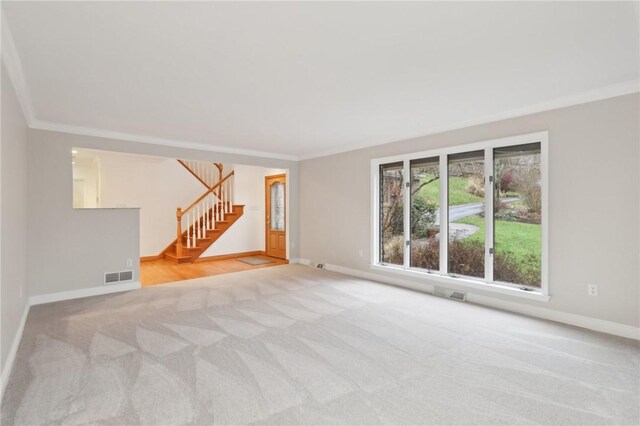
(192, 209), (197, 247)
(213, 194), (217, 228)
(225, 179), (230, 214)
(185, 211), (190, 248)
(201, 201), (205, 237)
(230, 176), (233, 210)
(208, 195), (216, 230)
(196, 204), (200, 239)
(221, 181), (226, 218)
(167, 168), (238, 263)
(206, 196), (211, 230)
(222, 179), (226, 214)
(204, 197), (209, 231)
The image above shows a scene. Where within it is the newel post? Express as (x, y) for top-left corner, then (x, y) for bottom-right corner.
(176, 207), (184, 257)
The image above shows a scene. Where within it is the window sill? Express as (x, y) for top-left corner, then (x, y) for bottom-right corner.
(370, 263), (550, 302)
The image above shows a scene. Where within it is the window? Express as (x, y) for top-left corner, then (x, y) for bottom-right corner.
(410, 157), (440, 271)
(448, 151), (484, 279)
(493, 143), (542, 287)
(380, 162), (404, 265)
(372, 132), (547, 299)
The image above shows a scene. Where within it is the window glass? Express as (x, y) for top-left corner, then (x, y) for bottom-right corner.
(410, 157), (439, 271)
(448, 151), (485, 278)
(493, 143), (542, 287)
(380, 162), (404, 265)
(270, 181), (285, 231)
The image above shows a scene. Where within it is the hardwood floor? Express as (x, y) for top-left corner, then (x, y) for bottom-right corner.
(140, 255), (288, 286)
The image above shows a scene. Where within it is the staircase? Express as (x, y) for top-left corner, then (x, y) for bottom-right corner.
(162, 160), (244, 263)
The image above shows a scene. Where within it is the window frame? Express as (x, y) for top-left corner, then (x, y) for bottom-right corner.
(371, 131), (549, 301)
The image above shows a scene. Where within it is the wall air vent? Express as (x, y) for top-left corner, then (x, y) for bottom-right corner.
(104, 272), (119, 284)
(433, 286), (467, 302)
(104, 270), (134, 285)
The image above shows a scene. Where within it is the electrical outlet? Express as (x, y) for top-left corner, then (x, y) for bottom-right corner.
(358, 249), (364, 258)
(588, 285), (598, 296)
(126, 258), (133, 267)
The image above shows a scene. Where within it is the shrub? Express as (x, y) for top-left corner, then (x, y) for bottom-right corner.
(385, 235), (541, 288)
(495, 252), (541, 287)
(500, 172), (514, 194)
(386, 196), (437, 238)
(411, 238), (439, 270)
(411, 196), (437, 239)
(382, 235), (403, 264)
(448, 239), (541, 287)
(448, 239), (485, 277)
(513, 166), (542, 213)
(495, 208), (519, 222)
(466, 176), (485, 197)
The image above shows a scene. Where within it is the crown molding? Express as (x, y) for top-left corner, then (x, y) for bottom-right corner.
(1, 12), (36, 126)
(3, 11), (637, 163)
(33, 79), (638, 163)
(2, 14), (297, 161)
(298, 79), (640, 161)
(30, 119), (299, 161)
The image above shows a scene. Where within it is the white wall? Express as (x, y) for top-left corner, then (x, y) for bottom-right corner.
(300, 93), (640, 328)
(72, 151), (100, 208)
(88, 150), (204, 257)
(202, 165), (286, 257)
(1, 61), (29, 378)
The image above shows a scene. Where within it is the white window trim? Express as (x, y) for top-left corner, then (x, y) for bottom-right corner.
(371, 131), (549, 302)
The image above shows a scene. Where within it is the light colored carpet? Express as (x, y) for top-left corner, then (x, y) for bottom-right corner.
(1, 265), (638, 425)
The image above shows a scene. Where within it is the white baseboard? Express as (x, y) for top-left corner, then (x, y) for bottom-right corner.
(289, 258), (310, 265)
(322, 263), (640, 341)
(29, 281), (141, 306)
(468, 293), (640, 340)
(1, 302), (30, 401)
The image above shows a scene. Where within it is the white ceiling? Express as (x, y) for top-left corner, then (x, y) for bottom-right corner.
(3, 1), (639, 160)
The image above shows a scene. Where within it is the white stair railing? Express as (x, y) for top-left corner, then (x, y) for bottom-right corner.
(175, 171), (235, 257)
(178, 159), (222, 188)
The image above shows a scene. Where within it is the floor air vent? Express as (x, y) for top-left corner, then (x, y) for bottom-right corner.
(104, 270), (134, 284)
(433, 286), (467, 302)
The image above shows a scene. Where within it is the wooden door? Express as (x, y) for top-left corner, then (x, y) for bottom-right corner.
(265, 174), (287, 259)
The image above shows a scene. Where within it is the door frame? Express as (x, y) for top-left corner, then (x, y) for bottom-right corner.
(265, 173), (287, 259)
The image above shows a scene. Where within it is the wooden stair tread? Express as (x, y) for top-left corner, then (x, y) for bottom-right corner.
(163, 251), (191, 261)
(162, 204), (245, 264)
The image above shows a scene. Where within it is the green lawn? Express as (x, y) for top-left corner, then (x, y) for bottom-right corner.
(417, 175), (483, 206)
(455, 215), (541, 265)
